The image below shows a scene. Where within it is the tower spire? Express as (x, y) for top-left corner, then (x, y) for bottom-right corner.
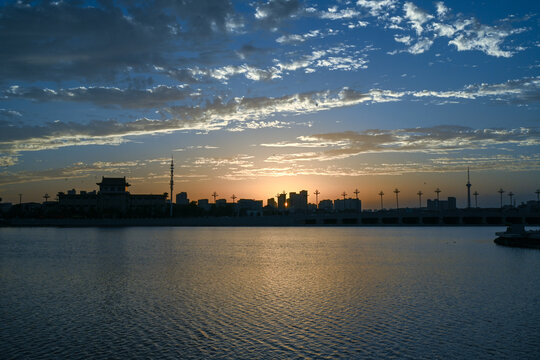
(466, 167), (471, 209)
(170, 156), (174, 217)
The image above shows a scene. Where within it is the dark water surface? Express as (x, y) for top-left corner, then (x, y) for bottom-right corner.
(1, 227), (539, 359)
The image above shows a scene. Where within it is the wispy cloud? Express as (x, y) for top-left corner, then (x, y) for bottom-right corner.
(0, 155), (18, 167)
(448, 22), (526, 58)
(5, 85), (195, 109)
(219, 152), (540, 180)
(356, 0), (398, 17)
(0, 157), (182, 186)
(185, 44), (371, 83)
(0, 109), (22, 119)
(276, 29), (339, 44)
(261, 126), (540, 163)
(319, 6), (361, 20)
(412, 77), (540, 101)
(192, 154), (254, 167)
(0, 87), (371, 155)
(254, 0), (301, 30)
(1, 77), (537, 157)
(0, 160), (138, 186)
(378, 1), (529, 57)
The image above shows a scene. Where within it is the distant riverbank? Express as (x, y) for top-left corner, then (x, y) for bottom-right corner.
(2, 213), (537, 227)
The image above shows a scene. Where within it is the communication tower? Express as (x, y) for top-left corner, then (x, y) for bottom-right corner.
(170, 157), (174, 217)
(466, 167), (472, 208)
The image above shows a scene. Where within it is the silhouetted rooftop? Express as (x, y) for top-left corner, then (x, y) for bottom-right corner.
(96, 177), (130, 187)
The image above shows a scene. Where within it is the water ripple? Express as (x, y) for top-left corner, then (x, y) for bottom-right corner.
(1, 227), (539, 359)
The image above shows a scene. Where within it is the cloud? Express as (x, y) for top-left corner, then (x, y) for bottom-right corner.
(347, 20), (369, 29)
(435, 2), (449, 18)
(192, 154), (254, 167)
(0, 87), (372, 155)
(381, 2), (528, 58)
(184, 45), (370, 83)
(394, 35), (412, 45)
(190, 64), (280, 82)
(0, 160), (138, 187)
(412, 77), (540, 102)
(5, 85), (195, 109)
(0, 155), (18, 167)
(0, 109), (22, 118)
(174, 145), (220, 152)
(448, 22), (526, 58)
(276, 29), (339, 44)
(0, 0), (238, 81)
(319, 7), (361, 20)
(166, 87), (373, 128)
(0, 157), (180, 186)
(356, 0), (398, 17)
(274, 45), (369, 73)
(219, 152), (540, 180)
(261, 126), (540, 163)
(1, 77), (536, 157)
(405, 37), (434, 54)
(403, 2), (433, 35)
(254, 0), (300, 29)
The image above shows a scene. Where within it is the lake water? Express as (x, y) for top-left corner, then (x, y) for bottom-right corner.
(1, 227), (539, 359)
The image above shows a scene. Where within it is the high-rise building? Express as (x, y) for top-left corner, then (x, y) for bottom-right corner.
(176, 192), (189, 205)
(288, 190), (308, 212)
(267, 198), (277, 208)
(277, 193), (286, 209)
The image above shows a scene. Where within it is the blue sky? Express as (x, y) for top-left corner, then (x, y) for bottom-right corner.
(0, 0), (538, 208)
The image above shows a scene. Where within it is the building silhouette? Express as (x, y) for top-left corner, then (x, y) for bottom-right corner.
(215, 199), (227, 207)
(197, 199), (210, 211)
(288, 190), (308, 212)
(237, 199), (263, 216)
(334, 198), (361, 212)
(267, 198), (277, 208)
(427, 197), (456, 211)
(318, 199), (333, 211)
(176, 192), (189, 205)
(277, 193), (287, 210)
(57, 177), (167, 217)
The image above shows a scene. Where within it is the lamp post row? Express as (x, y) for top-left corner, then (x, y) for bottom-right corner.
(196, 187), (532, 209)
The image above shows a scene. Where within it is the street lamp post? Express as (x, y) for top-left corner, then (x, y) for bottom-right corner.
(498, 188), (505, 208)
(508, 192), (514, 207)
(393, 188), (400, 210)
(354, 188), (360, 213)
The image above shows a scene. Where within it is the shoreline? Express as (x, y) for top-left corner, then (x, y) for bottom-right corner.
(1, 215), (536, 228)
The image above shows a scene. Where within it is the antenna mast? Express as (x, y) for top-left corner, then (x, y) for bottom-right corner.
(170, 156), (174, 217)
(466, 167), (471, 209)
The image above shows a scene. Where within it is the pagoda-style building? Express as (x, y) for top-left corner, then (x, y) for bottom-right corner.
(97, 177), (130, 194)
(97, 177), (131, 215)
(57, 176), (167, 217)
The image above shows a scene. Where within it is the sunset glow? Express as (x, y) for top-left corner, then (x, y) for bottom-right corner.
(0, 0), (538, 208)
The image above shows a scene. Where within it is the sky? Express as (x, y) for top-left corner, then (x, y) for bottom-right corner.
(0, 0), (539, 209)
